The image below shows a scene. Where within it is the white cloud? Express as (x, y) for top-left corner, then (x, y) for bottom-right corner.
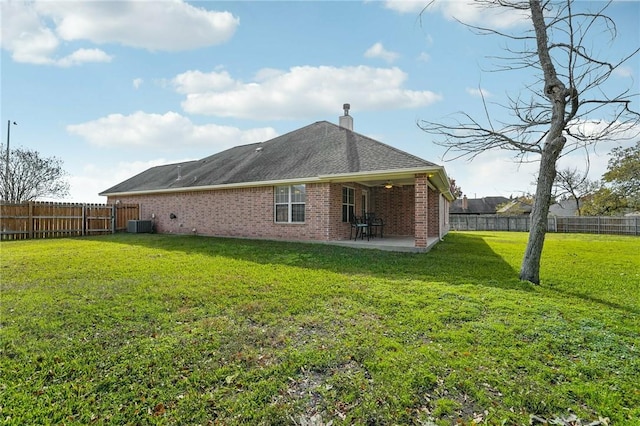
(56, 48), (113, 67)
(364, 42), (400, 63)
(466, 87), (492, 98)
(446, 151), (540, 198)
(1, 1), (239, 66)
(613, 66), (633, 78)
(66, 159), (178, 203)
(177, 65), (442, 120)
(556, 137), (638, 184)
(1, 1), (59, 64)
(566, 119), (640, 148)
(444, 120), (640, 199)
(133, 78), (143, 89)
(43, 1), (238, 51)
(385, 0), (529, 29)
(383, 1), (428, 14)
(254, 68), (286, 83)
(0, 2), (112, 67)
(66, 111), (278, 150)
(172, 70), (237, 94)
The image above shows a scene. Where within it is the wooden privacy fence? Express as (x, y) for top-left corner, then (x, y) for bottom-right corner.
(450, 214), (640, 236)
(450, 215), (532, 232)
(0, 202), (139, 241)
(549, 215), (640, 235)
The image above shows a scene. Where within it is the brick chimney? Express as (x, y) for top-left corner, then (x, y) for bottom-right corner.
(462, 195), (468, 210)
(339, 103), (353, 130)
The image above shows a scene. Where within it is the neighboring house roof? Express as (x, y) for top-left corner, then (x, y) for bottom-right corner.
(101, 120), (453, 199)
(496, 199), (533, 215)
(548, 199), (581, 217)
(450, 196), (510, 215)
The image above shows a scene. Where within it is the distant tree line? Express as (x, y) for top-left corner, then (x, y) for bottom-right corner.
(554, 142), (639, 216)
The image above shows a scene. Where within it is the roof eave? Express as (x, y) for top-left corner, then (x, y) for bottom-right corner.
(318, 166), (454, 201)
(427, 167), (455, 202)
(318, 167), (437, 182)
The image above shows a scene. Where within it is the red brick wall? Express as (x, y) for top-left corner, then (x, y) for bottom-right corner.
(108, 179), (443, 245)
(109, 183), (334, 241)
(328, 183), (351, 240)
(414, 174), (428, 247)
(427, 185), (440, 238)
(370, 185), (415, 236)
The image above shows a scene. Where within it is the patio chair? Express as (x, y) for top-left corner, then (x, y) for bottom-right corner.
(350, 216), (369, 241)
(366, 212), (384, 238)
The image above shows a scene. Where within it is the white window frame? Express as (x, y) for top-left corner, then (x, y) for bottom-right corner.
(275, 184), (306, 223)
(342, 186), (355, 223)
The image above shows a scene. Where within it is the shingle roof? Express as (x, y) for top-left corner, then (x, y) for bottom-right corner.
(496, 199), (533, 215)
(548, 199), (581, 217)
(450, 196), (510, 215)
(101, 121), (439, 195)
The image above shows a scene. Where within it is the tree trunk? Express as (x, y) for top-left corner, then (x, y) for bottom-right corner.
(519, 149), (558, 284)
(519, 0), (571, 284)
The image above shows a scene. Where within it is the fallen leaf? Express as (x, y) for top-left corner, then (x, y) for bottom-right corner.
(153, 403), (165, 416)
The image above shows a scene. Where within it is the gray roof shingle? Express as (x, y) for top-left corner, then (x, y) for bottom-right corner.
(101, 121), (438, 195)
(450, 196), (510, 215)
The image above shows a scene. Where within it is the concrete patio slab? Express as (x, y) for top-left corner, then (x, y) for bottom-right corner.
(324, 236), (440, 253)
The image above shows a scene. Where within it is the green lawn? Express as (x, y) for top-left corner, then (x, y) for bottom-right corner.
(1, 232), (638, 425)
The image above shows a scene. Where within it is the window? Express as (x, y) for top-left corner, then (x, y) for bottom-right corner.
(342, 187), (355, 222)
(275, 184), (306, 223)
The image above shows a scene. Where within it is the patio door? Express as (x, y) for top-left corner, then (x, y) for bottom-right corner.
(361, 190), (369, 216)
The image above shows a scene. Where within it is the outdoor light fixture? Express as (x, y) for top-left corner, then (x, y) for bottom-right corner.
(170, 213), (177, 219)
(384, 182), (393, 189)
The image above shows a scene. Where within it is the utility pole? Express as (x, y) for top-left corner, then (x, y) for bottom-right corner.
(5, 120), (17, 202)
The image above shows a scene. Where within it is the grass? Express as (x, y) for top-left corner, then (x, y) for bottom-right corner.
(1, 231), (638, 425)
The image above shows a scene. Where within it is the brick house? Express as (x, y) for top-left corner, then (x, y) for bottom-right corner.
(100, 105), (455, 250)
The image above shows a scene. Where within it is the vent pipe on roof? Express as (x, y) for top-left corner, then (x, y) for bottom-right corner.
(176, 165), (182, 181)
(339, 103), (353, 130)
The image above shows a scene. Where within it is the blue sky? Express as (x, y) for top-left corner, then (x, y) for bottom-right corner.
(1, 0), (638, 203)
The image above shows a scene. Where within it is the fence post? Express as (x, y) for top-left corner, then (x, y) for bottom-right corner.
(28, 201), (34, 239)
(81, 204), (86, 236)
(111, 205), (116, 234)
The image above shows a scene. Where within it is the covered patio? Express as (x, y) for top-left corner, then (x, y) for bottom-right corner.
(328, 170), (451, 250)
(325, 235), (441, 253)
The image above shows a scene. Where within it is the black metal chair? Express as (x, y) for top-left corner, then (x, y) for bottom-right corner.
(350, 216), (369, 241)
(366, 212), (384, 238)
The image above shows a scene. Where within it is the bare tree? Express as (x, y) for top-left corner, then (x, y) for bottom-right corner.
(419, 0), (639, 284)
(0, 145), (70, 203)
(553, 167), (597, 215)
